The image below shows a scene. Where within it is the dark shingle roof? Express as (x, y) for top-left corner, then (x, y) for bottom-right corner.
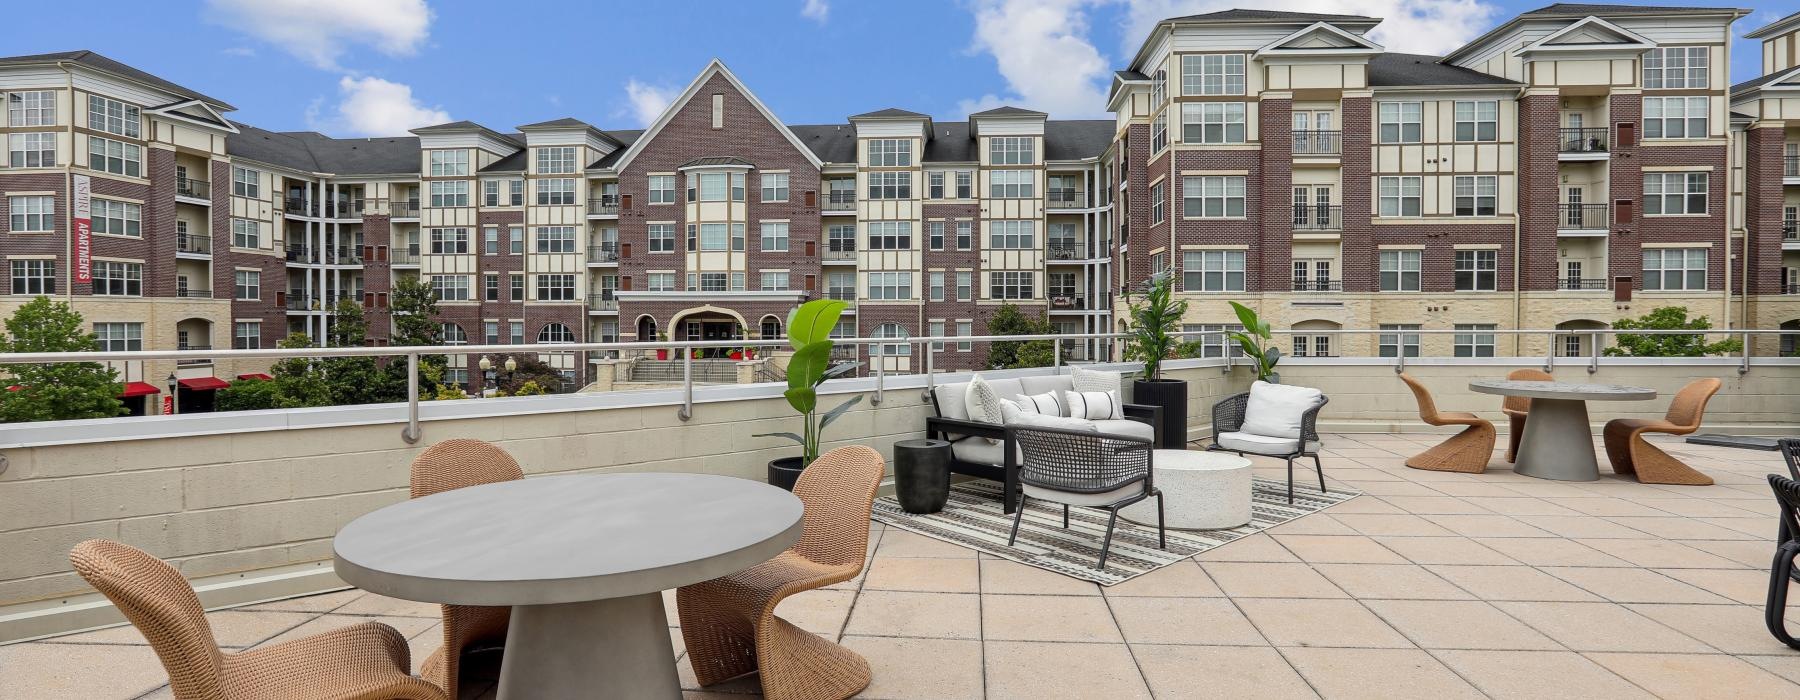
(587, 130), (642, 169)
(922, 122), (975, 162)
(227, 122), (421, 174)
(1115, 70), (1150, 82)
(970, 106), (1047, 117)
(0, 50), (234, 110)
(1166, 9), (1376, 23)
(1369, 53), (1521, 87)
(1521, 4), (1741, 16)
(680, 156), (755, 168)
(1732, 67), (1800, 95)
(1044, 120), (1115, 161)
(481, 150), (528, 173)
(409, 120), (489, 133)
(789, 124), (858, 164)
(851, 108), (928, 119)
(517, 117), (590, 129)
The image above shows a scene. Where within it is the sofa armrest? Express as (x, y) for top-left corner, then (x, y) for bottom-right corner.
(1121, 402), (1162, 447)
(927, 416), (1005, 444)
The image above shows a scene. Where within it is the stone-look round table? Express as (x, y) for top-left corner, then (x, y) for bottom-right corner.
(333, 473), (803, 700)
(1469, 379), (1657, 482)
(1120, 449), (1254, 529)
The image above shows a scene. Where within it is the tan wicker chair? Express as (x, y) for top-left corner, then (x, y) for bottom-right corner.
(1501, 368), (1553, 463)
(1399, 373), (1496, 473)
(69, 539), (445, 700)
(1603, 377), (1722, 485)
(410, 438), (524, 698)
(678, 445), (883, 700)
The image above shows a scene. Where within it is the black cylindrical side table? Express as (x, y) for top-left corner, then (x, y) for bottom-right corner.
(893, 438), (952, 514)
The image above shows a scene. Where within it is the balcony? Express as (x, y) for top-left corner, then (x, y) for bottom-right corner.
(587, 293), (619, 312)
(1786, 282), (1799, 295)
(173, 287), (211, 298)
(175, 177), (209, 202)
(1046, 190), (1087, 209)
(175, 345), (211, 366)
(1556, 203), (1610, 234)
(587, 245), (620, 264)
(1048, 242), (1086, 260)
(587, 197), (620, 216)
(1292, 279), (1343, 292)
(285, 247), (363, 265)
(389, 250), (420, 266)
(1292, 205), (1342, 232)
(325, 199), (365, 219)
(389, 200), (420, 218)
(1785, 155), (1798, 180)
(1558, 277), (1611, 291)
(1048, 295), (1087, 310)
(1558, 127), (1609, 160)
(823, 245), (857, 262)
(822, 191), (856, 213)
(175, 233), (210, 256)
(1292, 130), (1341, 156)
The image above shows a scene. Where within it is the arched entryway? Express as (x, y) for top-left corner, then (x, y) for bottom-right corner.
(669, 306), (748, 358)
(1290, 320), (1342, 358)
(1781, 319), (1799, 357)
(1555, 319), (1610, 357)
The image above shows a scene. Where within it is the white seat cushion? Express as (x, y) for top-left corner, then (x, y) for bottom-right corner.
(1023, 481), (1146, 507)
(1216, 430), (1321, 456)
(951, 436), (1005, 466)
(1091, 419), (1154, 442)
(1241, 381), (1324, 439)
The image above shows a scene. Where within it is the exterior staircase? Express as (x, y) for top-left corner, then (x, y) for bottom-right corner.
(629, 359), (740, 383)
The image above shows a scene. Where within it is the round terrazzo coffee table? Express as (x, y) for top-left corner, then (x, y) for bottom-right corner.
(1469, 379), (1656, 482)
(1120, 449), (1253, 530)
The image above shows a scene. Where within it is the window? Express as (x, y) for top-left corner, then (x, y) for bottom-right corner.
(483, 321), (500, 345)
(1292, 333), (1333, 358)
(929, 272), (946, 301)
(647, 272), (675, 292)
(867, 271), (912, 300)
(761, 172), (789, 202)
(1182, 324), (1246, 358)
(928, 172), (946, 199)
(755, 270), (787, 291)
(990, 137), (1034, 165)
(509, 179), (524, 206)
(1149, 181), (1165, 224)
(1644, 172), (1707, 215)
(483, 180), (501, 207)
(866, 221), (911, 250)
(92, 261), (141, 295)
(988, 220), (1035, 249)
(484, 274), (500, 301)
(429, 150), (469, 176)
(1181, 53), (1245, 95)
(429, 228), (469, 254)
(1293, 259), (1333, 290)
(1453, 101), (1499, 142)
(696, 272), (729, 292)
(990, 170), (1035, 199)
(648, 223), (675, 252)
(753, 221), (788, 252)
(87, 96), (139, 138)
(866, 171), (911, 199)
(758, 316), (784, 340)
(429, 181), (469, 207)
(1151, 110), (1168, 153)
(1453, 175), (1497, 216)
(956, 221), (973, 250)
(1150, 252), (1167, 275)
(1643, 97), (1708, 139)
(510, 274), (525, 300)
(1048, 271), (1077, 299)
(8, 195), (54, 231)
(95, 322), (142, 352)
(929, 321), (945, 351)
(88, 137), (140, 177)
(955, 171), (973, 199)
(826, 271), (856, 301)
(644, 174), (676, 204)
(233, 322), (260, 350)
(1454, 250), (1497, 291)
(537, 323), (575, 343)
(537, 147), (576, 174)
(10, 260), (54, 294)
(535, 226), (576, 253)
(828, 224), (856, 252)
(1379, 324), (1421, 358)
(1377, 176), (1422, 217)
(1182, 176), (1246, 217)
(233, 270), (260, 300)
(8, 91), (54, 126)
(1379, 250), (1422, 291)
(929, 222), (945, 250)
(1180, 102), (1247, 144)
(1153, 69), (1167, 105)
(870, 323), (910, 357)
(441, 323), (468, 346)
(1454, 324), (1497, 357)
(1377, 102), (1422, 143)
(867, 139), (912, 166)
(989, 271), (1034, 299)
(1182, 250), (1246, 291)
(430, 275), (472, 301)
(956, 271), (973, 301)
(536, 178), (575, 205)
(508, 226), (524, 254)
(689, 223), (723, 251)
(483, 227), (500, 254)
(231, 219), (260, 248)
(732, 222), (747, 251)
(827, 178), (855, 205)
(957, 321), (973, 351)
(8, 132), (54, 167)
(92, 199), (140, 236)
(1644, 47), (1708, 89)
(1643, 248), (1707, 291)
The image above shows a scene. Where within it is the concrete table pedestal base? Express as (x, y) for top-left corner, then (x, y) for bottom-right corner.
(1513, 397), (1600, 482)
(499, 593), (679, 699)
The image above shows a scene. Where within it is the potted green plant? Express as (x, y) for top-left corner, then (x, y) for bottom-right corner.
(754, 299), (862, 490)
(1226, 301), (1281, 383)
(1123, 270), (1189, 449)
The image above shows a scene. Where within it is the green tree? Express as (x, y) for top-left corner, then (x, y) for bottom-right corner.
(491, 353), (566, 395)
(321, 300), (404, 405)
(986, 303), (1055, 369)
(1603, 306), (1742, 357)
(387, 276), (446, 393)
(0, 297), (126, 422)
(219, 333), (332, 410)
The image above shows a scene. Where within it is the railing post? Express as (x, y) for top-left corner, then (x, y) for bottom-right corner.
(922, 342), (936, 402)
(1589, 330), (1601, 374)
(1053, 338), (1062, 369)
(871, 342), (885, 407)
(678, 346), (693, 421)
(1543, 332), (1556, 373)
(1741, 330), (1752, 376)
(400, 353), (420, 444)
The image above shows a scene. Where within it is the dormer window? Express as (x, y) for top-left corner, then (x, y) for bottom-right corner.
(989, 137), (1035, 165)
(429, 150), (469, 177)
(867, 139), (912, 167)
(537, 146), (576, 174)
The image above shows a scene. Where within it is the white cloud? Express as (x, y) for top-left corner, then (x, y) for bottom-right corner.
(959, 0), (1112, 118)
(624, 79), (678, 128)
(203, 0), (433, 70)
(311, 75), (450, 137)
(801, 0), (829, 23)
(1116, 0), (1501, 57)
(221, 46), (257, 58)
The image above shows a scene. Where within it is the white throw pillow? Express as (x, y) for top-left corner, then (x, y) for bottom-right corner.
(965, 375), (1007, 443)
(1004, 403), (1100, 432)
(1240, 381), (1324, 440)
(1013, 391), (1063, 416)
(1071, 367), (1122, 395)
(1065, 390), (1123, 420)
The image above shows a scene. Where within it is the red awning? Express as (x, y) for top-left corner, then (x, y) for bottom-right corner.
(178, 377), (231, 391)
(120, 382), (162, 398)
(236, 373), (274, 381)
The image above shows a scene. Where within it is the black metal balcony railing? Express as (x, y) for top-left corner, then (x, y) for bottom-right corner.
(1293, 205), (1342, 231)
(588, 245), (620, 263)
(1785, 155), (1798, 178)
(587, 293), (619, 311)
(176, 344), (212, 366)
(1293, 130), (1341, 155)
(587, 197), (620, 216)
(1557, 203), (1610, 230)
(1048, 243), (1083, 260)
(324, 199), (365, 218)
(176, 234), (210, 254)
(1559, 128), (1608, 153)
(390, 250), (420, 265)
(1293, 279), (1343, 292)
(1049, 295), (1086, 309)
(389, 200), (420, 218)
(1784, 221), (1797, 241)
(825, 289), (856, 302)
(1047, 190), (1086, 208)
(174, 288), (211, 298)
(176, 178), (209, 200)
(1785, 282), (1800, 295)
(1559, 278), (1611, 290)
(823, 191), (855, 211)
(285, 246), (364, 265)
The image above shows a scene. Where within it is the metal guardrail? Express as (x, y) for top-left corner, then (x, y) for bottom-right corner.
(822, 193), (856, 211)
(1292, 280), (1343, 292)
(1558, 278), (1610, 290)
(176, 234), (210, 254)
(1560, 128), (1608, 153)
(1293, 130), (1340, 155)
(1785, 155), (1797, 178)
(587, 198), (620, 215)
(175, 178), (209, 200)
(1046, 191), (1086, 208)
(1557, 203), (1609, 230)
(587, 246), (619, 263)
(1293, 205), (1342, 231)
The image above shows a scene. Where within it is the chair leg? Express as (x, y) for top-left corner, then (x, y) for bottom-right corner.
(757, 613), (873, 700)
(1506, 415), (1525, 463)
(1096, 508), (1121, 570)
(1007, 494), (1029, 547)
(1624, 432), (1714, 486)
(1406, 422), (1496, 474)
(678, 586), (759, 687)
(1768, 541), (1800, 650)
(1284, 456), (1296, 504)
(1063, 504), (1070, 529)
(1312, 453), (1327, 495)
(1154, 491), (1166, 550)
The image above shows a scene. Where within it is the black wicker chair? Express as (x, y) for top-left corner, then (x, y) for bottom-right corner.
(1007, 425), (1164, 570)
(926, 390), (1160, 515)
(1206, 392), (1329, 504)
(1781, 438), (1800, 481)
(1765, 473), (1800, 649)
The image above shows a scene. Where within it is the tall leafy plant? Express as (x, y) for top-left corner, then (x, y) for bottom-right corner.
(754, 299), (862, 466)
(1123, 271), (1188, 380)
(1226, 301), (1282, 383)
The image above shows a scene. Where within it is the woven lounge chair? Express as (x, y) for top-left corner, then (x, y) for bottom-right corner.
(69, 539), (445, 700)
(1399, 373), (1496, 473)
(410, 439), (524, 698)
(1602, 377), (1722, 485)
(1782, 438), (1800, 481)
(1765, 474), (1800, 649)
(1206, 381), (1329, 504)
(678, 445), (883, 700)
(1501, 368), (1553, 463)
(1009, 424), (1163, 570)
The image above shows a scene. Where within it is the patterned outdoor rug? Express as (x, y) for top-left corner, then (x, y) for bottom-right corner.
(871, 479), (1359, 586)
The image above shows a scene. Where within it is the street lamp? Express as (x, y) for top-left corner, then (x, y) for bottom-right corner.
(165, 372), (179, 415)
(478, 356), (495, 396)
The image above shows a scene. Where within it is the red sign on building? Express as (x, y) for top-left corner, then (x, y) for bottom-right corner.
(73, 174), (92, 283)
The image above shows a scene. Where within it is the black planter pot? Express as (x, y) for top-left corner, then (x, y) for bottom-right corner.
(893, 439), (951, 514)
(1133, 378), (1189, 449)
(768, 456), (805, 491)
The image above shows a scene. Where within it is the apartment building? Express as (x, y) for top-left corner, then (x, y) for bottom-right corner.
(1108, 4), (1800, 358)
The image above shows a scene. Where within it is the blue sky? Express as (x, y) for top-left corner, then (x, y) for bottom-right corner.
(12, 1), (1791, 137)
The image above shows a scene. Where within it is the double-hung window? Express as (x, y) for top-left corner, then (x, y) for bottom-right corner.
(698, 223), (729, 251)
(8, 91), (54, 126)
(988, 220), (1035, 249)
(1453, 175), (1497, 216)
(484, 227), (499, 254)
(988, 271), (1034, 299)
(1644, 172), (1707, 215)
(1377, 176), (1422, 217)
(956, 221), (973, 250)
(535, 226), (576, 253)
(760, 271), (789, 291)
(1643, 97), (1708, 139)
(484, 274), (500, 301)
(10, 260), (55, 294)
(928, 272), (946, 301)
(510, 274), (525, 300)
(647, 272), (675, 292)
(1150, 110), (1168, 153)
(990, 170), (1032, 198)
(1643, 47), (1708, 89)
(508, 226), (524, 254)
(1453, 101), (1498, 142)
(536, 146), (576, 174)
(234, 270), (260, 300)
(1454, 250), (1498, 291)
(648, 223), (675, 252)
(866, 221), (911, 250)
(989, 137), (1034, 165)
(95, 322), (143, 352)
(929, 222), (945, 250)
(508, 179), (524, 206)
(866, 139), (912, 166)
(1379, 250), (1422, 291)
(1182, 176), (1245, 217)
(231, 219), (260, 248)
(429, 227), (469, 254)
(429, 181), (469, 207)
(927, 172), (946, 199)
(88, 137), (140, 177)
(1180, 103), (1246, 144)
(760, 222), (789, 251)
(536, 178), (575, 205)
(761, 172), (789, 202)
(647, 175), (676, 203)
(483, 180), (501, 206)
(536, 274), (575, 301)
(866, 271), (912, 300)
(1379, 324), (1421, 358)
(826, 271), (856, 301)
(92, 261), (141, 296)
(1454, 324), (1497, 357)
(1181, 250), (1246, 292)
(828, 224), (856, 252)
(8, 132), (54, 167)
(87, 96), (139, 137)
(1377, 102), (1422, 143)
(430, 275), (471, 301)
(1181, 54), (1245, 95)
(957, 321), (973, 351)
(1149, 181), (1165, 224)
(92, 199), (140, 236)
(232, 166), (261, 198)
(232, 322), (261, 350)
(429, 150), (469, 176)
(955, 171), (973, 198)
(956, 271), (973, 301)
(8, 195), (54, 231)
(867, 171), (911, 199)
(1643, 248), (1707, 291)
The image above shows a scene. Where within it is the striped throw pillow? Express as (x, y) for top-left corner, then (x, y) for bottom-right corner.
(1065, 389), (1122, 420)
(1015, 391), (1064, 417)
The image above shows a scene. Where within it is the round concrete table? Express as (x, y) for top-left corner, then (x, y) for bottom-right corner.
(1469, 379), (1656, 482)
(333, 473), (803, 700)
(1120, 449), (1254, 529)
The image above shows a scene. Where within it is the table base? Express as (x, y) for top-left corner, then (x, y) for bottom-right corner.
(1514, 397), (1599, 482)
(498, 592), (679, 699)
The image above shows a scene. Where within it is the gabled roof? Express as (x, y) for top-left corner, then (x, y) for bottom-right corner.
(850, 108), (928, 119)
(1255, 21), (1384, 59)
(146, 99), (238, 133)
(480, 150), (528, 173)
(970, 106), (1047, 117)
(1369, 53), (1522, 87)
(1166, 9), (1377, 23)
(1733, 66), (1800, 97)
(1043, 120), (1115, 161)
(1512, 16), (1654, 56)
(611, 59), (823, 172)
(0, 50), (235, 110)
(517, 117), (591, 129)
(788, 124), (858, 164)
(680, 156), (755, 168)
(1745, 9), (1800, 39)
(1521, 3), (1740, 16)
(1114, 70), (1150, 82)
